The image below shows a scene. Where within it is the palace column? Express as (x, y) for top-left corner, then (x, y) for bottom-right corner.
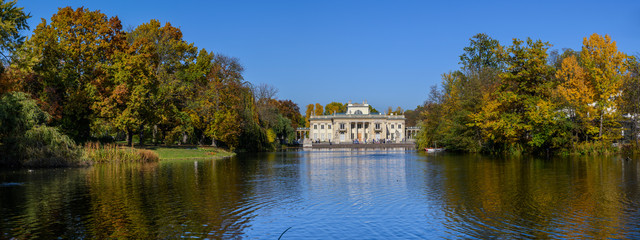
(348, 121), (352, 141)
(356, 121), (359, 141)
(372, 122), (376, 140)
(368, 122), (372, 141)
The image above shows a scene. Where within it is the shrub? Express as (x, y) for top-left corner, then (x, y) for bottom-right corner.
(18, 126), (86, 167)
(0, 92), (85, 167)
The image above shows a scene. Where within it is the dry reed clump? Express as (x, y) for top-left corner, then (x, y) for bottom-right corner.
(84, 143), (159, 163)
(136, 149), (159, 162)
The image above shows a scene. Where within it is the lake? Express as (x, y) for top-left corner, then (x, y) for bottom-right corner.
(1, 149), (639, 239)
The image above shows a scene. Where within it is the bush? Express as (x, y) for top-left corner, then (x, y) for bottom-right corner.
(0, 92), (86, 167)
(17, 126), (86, 167)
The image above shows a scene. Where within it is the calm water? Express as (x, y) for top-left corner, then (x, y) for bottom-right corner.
(1, 150), (640, 239)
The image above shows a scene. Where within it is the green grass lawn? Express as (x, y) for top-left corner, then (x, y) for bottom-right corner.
(144, 146), (235, 160)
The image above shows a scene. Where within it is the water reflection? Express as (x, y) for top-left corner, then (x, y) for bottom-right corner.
(426, 154), (640, 239)
(1, 152), (639, 238)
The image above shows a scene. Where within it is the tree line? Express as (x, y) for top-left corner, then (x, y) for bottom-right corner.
(0, 3), (303, 154)
(416, 33), (639, 155)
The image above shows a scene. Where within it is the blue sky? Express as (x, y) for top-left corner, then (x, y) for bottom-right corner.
(17, 0), (640, 112)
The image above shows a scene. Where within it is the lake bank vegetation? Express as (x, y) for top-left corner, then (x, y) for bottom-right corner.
(415, 33), (639, 156)
(0, 3), (302, 167)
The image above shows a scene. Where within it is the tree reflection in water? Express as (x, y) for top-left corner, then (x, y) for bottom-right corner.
(1, 152), (639, 239)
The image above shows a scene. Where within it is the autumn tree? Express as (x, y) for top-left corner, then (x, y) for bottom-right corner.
(416, 34), (505, 152)
(580, 33), (629, 140)
(253, 83), (280, 129)
(621, 55), (640, 145)
(324, 102), (346, 115)
(554, 54), (595, 145)
(471, 38), (556, 153)
(314, 103), (323, 116)
(415, 85), (445, 149)
(275, 99), (303, 129)
(24, 7), (126, 141)
(304, 103), (314, 127)
(204, 54), (253, 149)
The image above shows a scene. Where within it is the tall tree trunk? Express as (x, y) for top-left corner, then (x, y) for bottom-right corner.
(138, 125), (144, 146)
(599, 110), (604, 139)
(153, 125), (158, 145)
(126, 128), (133, 147)
(182, 132), (188, 145)
(631, 119), (639, 147)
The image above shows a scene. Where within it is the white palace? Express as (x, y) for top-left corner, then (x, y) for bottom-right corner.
(298, 101), (419, 144)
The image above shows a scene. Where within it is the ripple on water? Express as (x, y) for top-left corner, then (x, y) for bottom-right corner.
(2, 153), (640, 239)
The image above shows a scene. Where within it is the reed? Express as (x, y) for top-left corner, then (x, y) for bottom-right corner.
(84, 143), (159, 163)
(571, 141), (619, 155)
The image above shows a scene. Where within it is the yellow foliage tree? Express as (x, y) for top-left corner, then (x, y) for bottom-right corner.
(314, 103), (323, 116)
(580, 33), (629, 140)
(555, 55), (598, 137)
(304, 103), (314, 127)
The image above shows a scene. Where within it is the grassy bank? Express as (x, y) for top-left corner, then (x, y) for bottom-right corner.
(84, 143), (235, 163)
(147, 146), (235, 160)
(84, 143), (159, 163)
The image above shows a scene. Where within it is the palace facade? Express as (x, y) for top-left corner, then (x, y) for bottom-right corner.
(302, 101), (415, 143)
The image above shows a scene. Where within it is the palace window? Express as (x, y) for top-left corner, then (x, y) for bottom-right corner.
(321, 125), (324, 129)
(314, 125), (317, 129)
(398, 124), (402, 129)
(328, 133), (331, 140)
(340, 123), (346, 129)
(328, 124), (332, 129)
(391, 124), (394, 129)
(375, 123), (381, 129)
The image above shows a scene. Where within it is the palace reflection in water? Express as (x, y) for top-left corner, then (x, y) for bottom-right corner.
(1, 151), (640, 239)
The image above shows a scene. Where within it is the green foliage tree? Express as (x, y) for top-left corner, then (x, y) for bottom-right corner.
(460, 33), (504, 72)
(0, 0), (30, 69)
(368, 105), (379, 114)
(471, 38), (556, 153)
(272, 114), (295, 143)
(620, 55), (640, 145)
(0, 92), (82, 167)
